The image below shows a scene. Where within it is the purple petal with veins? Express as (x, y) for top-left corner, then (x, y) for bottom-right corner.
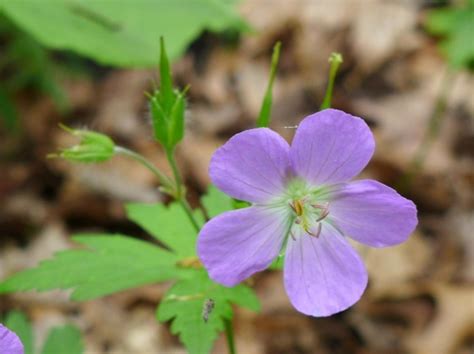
(198, 108), (418, 317)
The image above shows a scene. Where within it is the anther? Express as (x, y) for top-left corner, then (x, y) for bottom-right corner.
(290, 200), (304, 216)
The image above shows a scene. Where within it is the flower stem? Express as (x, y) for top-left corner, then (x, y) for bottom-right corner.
(320, 52), (343, 110)
(398, 68), (455, 190)
(411, 68), (455, 172)
(224, 319), (236, 354)
(165, 148), (201, 232)
(114, 146), (174, 193)
(256, 41), (281, 128)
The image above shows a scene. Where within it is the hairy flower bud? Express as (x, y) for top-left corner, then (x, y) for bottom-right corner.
(48, 124), (115, 163)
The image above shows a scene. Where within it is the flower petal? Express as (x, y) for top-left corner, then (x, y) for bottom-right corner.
(284, 224), (368, 317)
(0, 324), (24, 354)
(290, 109), (375, 185)
(329, 179), (418, 247)
(210, 128), (290, 203)
(198, 206), (289, 286)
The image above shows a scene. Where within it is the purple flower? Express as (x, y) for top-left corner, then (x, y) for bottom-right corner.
(0, 324), (24, 354)
(197, 109), (418, 317)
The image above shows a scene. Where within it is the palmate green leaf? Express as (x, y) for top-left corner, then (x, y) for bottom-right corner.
(425, 1), (474, 69)
(126, 202), (204, 258)
(157, 270), (260, 354)
(0, 0), (248, 68)
(0, 234), (180, 300)
(40, 325), (83, 354)
(4, 311), (34, 354)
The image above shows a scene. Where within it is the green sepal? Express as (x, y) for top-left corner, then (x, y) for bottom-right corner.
(159, 37), (174, 114)
(168, 88), (186, 147)
(149, 38), (187, 150)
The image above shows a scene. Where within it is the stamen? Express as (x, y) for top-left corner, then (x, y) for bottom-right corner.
(312, 202), (330, 222)
(290, 200), (304, 216)
(289, 202), (297, 214)
(307, 223), (322, 238)
(316, 208), (329, 222)
(290, 230), (296, 240)
(311, 202), (328, 210)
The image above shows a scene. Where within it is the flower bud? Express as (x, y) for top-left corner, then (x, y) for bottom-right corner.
(149, 38), (186, 152)
(48, 124), (115, 163)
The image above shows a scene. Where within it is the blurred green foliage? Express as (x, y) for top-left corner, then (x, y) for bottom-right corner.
(39, 325), (84, 354)
(4, 311), (33, 354)
(0, 0), (247, 131)
(0, 0), (247, 67)
(425, 0), (474, 70)
(0, 15), (68, 131)
(3, 310), (84, 354)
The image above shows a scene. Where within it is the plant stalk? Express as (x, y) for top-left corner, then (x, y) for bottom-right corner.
(114, 146), (174, 192)
(224, 318), (236, 354)
(320, 52), (343, 110)
(398, 68), (456, 190)
(165, 148), (200, 232)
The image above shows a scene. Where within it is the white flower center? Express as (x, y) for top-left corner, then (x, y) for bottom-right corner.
(282, 178), (332, 240)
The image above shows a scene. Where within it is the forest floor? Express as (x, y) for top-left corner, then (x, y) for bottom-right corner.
(1, 1), (473, 353)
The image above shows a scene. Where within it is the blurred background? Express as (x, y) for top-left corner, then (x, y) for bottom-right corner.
(0, 0), (473, 353)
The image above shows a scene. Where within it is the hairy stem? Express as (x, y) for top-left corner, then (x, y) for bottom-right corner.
(165, 149), (200, 232)
(114, 146), (174, 193)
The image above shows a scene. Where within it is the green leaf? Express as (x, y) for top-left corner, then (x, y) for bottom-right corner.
(157, 270), (260, 354)
(40, 325), (83, 354)
(126, 202), (204, 259)
(425, 2), (474, 69)
(4, 311), (34, 354)
(201, 185), (234, 218)
(0, 0), (248, 68)
(0, 234), (180, 300)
